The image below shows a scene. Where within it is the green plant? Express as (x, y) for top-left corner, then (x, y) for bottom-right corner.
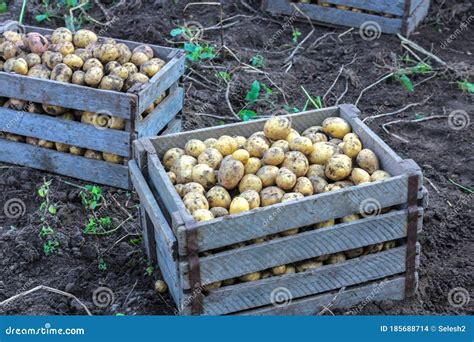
(292, 28), (302, 44)
(250, 55), (265, 68)
(237, 80), (274, 121)
(39, 225), (54, 239)
(43, 240), (60, 256)
(458, 81), (474, 94)
(216, 71), (231, 83)
(392, 62), (432, 92)
(129, 237), (142, 246)
(38, 180), (57, 217)
(84, 217), (98, 235)
(84, 216), (114, 235)
(98, 257), (107, 271)
(79, 185), (103, 210)
(35, 0), (91, 30)
(301, 86), (323, 110)
(145, 265), (154, 277)
(99, 216), (112, 229)
(0, 1), (7, 13)
(183, 42), (216, 62)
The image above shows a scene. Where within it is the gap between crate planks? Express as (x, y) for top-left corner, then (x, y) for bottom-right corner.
(262, 0), (431, 36)
(0, 23), (185, 190)
(130, 104), (428, 315)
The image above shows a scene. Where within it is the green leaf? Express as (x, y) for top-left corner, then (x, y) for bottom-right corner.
(170, 28), (183, 37)
(396, 74), (414, 92)
(415, 113), (424, 120)
(48, 205), (57, 215)
(0, 2), (7, 13)
(245, 80), (261, 103)
(458, 81), (474, 94)
(35, 13), (50, 22)
(238, 109), (257, 121)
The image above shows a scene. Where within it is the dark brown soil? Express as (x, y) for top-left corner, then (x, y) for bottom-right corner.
(0, 0), (473, 316)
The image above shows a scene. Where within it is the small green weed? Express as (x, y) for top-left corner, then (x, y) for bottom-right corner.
(43, 240), (60, 256)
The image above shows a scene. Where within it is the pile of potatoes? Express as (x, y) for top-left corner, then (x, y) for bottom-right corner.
(162, 115), (395, 289)
(296, 1), (397, 18)
(0, 27), (166, 92)
(0, 93), (166, 163)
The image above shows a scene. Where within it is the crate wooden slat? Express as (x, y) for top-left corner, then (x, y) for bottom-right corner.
(262, 0), (431, 36)
(0, 23), (185, 189)
(131, 104), (425, 315)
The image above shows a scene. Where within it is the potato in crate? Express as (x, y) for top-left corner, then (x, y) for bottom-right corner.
(0, 21), (185, 189)
(130, 104), (427, 315)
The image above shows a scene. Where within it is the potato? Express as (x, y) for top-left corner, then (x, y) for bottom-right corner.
(163, 148), (185, 170)
(323, 184), (342, 192)
(271, 139), (289, 152)
(289, 136), (313, 155)
(24, 32), (49, 54)
(3, 31), (22, 43)
(51, 42), (75, 56)
(356, 149), (379, 174)
(95, 43), (120, 63)
(305, 132), (328, 144)
(42, 51), (63, 69)
(171, 155), (197, 184)
(342, 133), (362, 158)
(154, 280), (168, 294)
(302, 125), (323, 136)
(2, 58), (16, 73)
(245, 158), (262, 175)
(183, 192), (209, 214)
(316, 219), (335, 228)
(116, 43), (132, 64)
(197, 148), (223, 169)
(325, 154), (352, 181)
(240, 190), (260, 209)
(131, 52), (149, 67)
(282, 192), (304, 202)
(322, 117), (351, 139)
(42, 104), (66, 115)
(124, 73), (149, 92)
(4, 99), (27, 111)
(25, 137), (39, 145)
(306, 164), (326, 179)
(334, 180), (354, 188)
(83, 58), (103, 72)
(218, 157), (244, 190)
(141, 58), (165, 78)
(297, 260), (323, 272)
(293, 177), (313, 196)
(182, 182), (205, 197)
(5, 134), (25, 142)
(122, 62), (138, 75)
(99, 75), (124, 91)
(257, 165), (279, 187)
(233, 135), (247, 148)
(206, 186), (231, 209)
(327, 253), (346, 264)
(210, 207), (229, 218)
(50, 63), (73, 83)
(12, 58), (28, 75)
(351, 167), (371, 185)
(154, 93), (166, 106)
(133, 45), (154, 58)
(84, 149), (103, 160)
(74, 29), (98, 48)
(345, 247), (364, 259)
(84, 66), (104, 87)
(260, 186), (285, 207)
(63, 54), (84, 70)
(340, 214), (360, 223)
(371, 170), (391, 182)
(192, 164), (216, 189)
(264, 116), (291, 140)
(272, 265), (287, 276)
(51, 27), (73, 44)
(0, 41), (17, 60)
(75, 48), (92, 61)
(262, 147), (284, 166)
(308, 142), (336, 165)
(285, 130), (300, 143)
(103, 152), (123, 164)
(239, 272), (261, 282)
(232, 149), (250, 164)
(24, 53), (41, 68)
(364, 243), (384, 255)
(204, 138), (217, 148)
(245, 136), (269, 158)
(282, 151), (309, 177)
(167, 171), (177, 185)
(229, 197), (250, 215)
(275, 167), (297, 191)
(238, 174), (262, 193)
(192, 209), (215, 222)
(250, 131), (269, 143)
(383, 240), (396, 250)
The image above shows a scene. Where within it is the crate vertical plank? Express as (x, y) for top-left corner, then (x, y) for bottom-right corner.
(0, 138), (129, 188)
(0, 108), (130, 156)
(238, 276), (408, 316)
(201, 246), (417, 315)
(407, 0), (431, 35)
(136, 87), (184, 138)
(161, 119), (182, 135)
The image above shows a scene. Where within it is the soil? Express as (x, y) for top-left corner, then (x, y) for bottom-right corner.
(0, 0), (473, 316)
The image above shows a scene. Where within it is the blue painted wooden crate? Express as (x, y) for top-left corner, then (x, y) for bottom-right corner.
(130, 105), (428, 315)
(262, 0), (431, 36)
(0, 24), (185, 189)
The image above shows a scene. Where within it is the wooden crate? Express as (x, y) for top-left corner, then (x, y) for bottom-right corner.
(130, 104), (427, 315)
(262, 0), (431, 36)
(0, 23), (185, 189)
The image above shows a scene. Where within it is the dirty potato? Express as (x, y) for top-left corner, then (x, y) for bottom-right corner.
(240, 190), (261, 209)
(197, 148), (223, 169)
(206, 185), (231, 209)
(239, 174), (263, 193)
(322, 117), (351, 139)
(325, 154), (352, 181)
(244, 157), (262, 175)
(356, 149), (379, 174)
(217, 157), (245, 190)
(257, 165), (279, 187)
(275, 167), (297, 191)
(192, 164), (217, 189)
(264, 116), (291, 140)
(260, 186), (285, 207)
(262, 146), (285, 166)
(281, 151), (309, 177)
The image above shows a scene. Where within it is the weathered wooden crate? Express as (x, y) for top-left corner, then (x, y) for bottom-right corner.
(262, 0), (430, 36)
(0, 23), (185, 189)
(130, 104), (427, 315)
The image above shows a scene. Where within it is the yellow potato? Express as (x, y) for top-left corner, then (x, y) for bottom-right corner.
(204, 138), (217, 148)
(240, 190), (261, 209)
(75, 48), (92, 62)
(343, 133), (362, 158)
(42, 104), (67, 116)
(293, 177), (313, 196)
(171, 155), (197, 184)
(109, 66), (129, 80)
(302, 125), (323, 136)
(281, 151), (309, 177)
(51, 27), (73, 44)
(262, 146), (285, 166)
(383, 240), (397, 250)
(271, 139), (289, 152)
(245, 136), (270, 158)
(102, 153), (123, 164)
(182, 182), (206, 196)
(322, 117), (351, 139)
(131, 52), (149, 67)
(272, 265), (287, 276)
(3, 30), (22, 43)
(229, 197), (250, 215)
(327, 253), (346, 264)
(257, 165), (279, 187)
(233, 135), (247, 148)
(95, 43), (120, 63)
(133, 45), (154, 59)
(232, 149), (250, 164)
(99, 75), (124, 91)
(323, 184), (342, 192)
(53, 42), (75, 56)
(192, 209), (215, 222)
(123, 73), (149, 91)
(192, 164), (216, 189)
(356, 149), (380, 174)
(215, 135), (238, 156)
(245, 158), (262, 175)
(351, 167), (371, 185)
(239, 174), (263, 193)
(345, 247), (364, 259)
(154, 280), (168, 294)
(183, 192), (209, 214)
(308, 142), (337, 165)
(285, 130), (301, 143)
(70, 146), (85, 155)
(334, 180), (354, 188)
(306, 164), (326, 178)
(122, 62), (138, 75)
(84, 66), (104, 87)
(50, 63), (73, 83)
(371, 170), (391, 182)
(282, 192), (304, 202)
(239, 272), (261, 282)
(304, 132), (328, 144)
(309, 176), (328, 194)
(296, 260), (323, 272)
(84, 149), (103, 160)
(185, 139), (206, 157)
(116, 43), (132, 64)
(260, 186), (285, 207)
(141, 58), (165, 78)
(42, 51), (63, 69)
(316, 219), (335, 228)
(264, 116), (291, 140)
(197, 148), (223, 169)
(167, 171), (177, 185)
(275, 167), (297, 191)
(163, 147), (185, 170)
(289, 136), (314, 155)
(28, 64), (51, 79)
(340, 214), (360, 223)
(325, 154), (352, 181)
(74, 29), (98, 48)
(217, 157), (245, 190)
(210, 207), (229, 218)
(63, 54), (84, 70)
(12, 58), (28, 75)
